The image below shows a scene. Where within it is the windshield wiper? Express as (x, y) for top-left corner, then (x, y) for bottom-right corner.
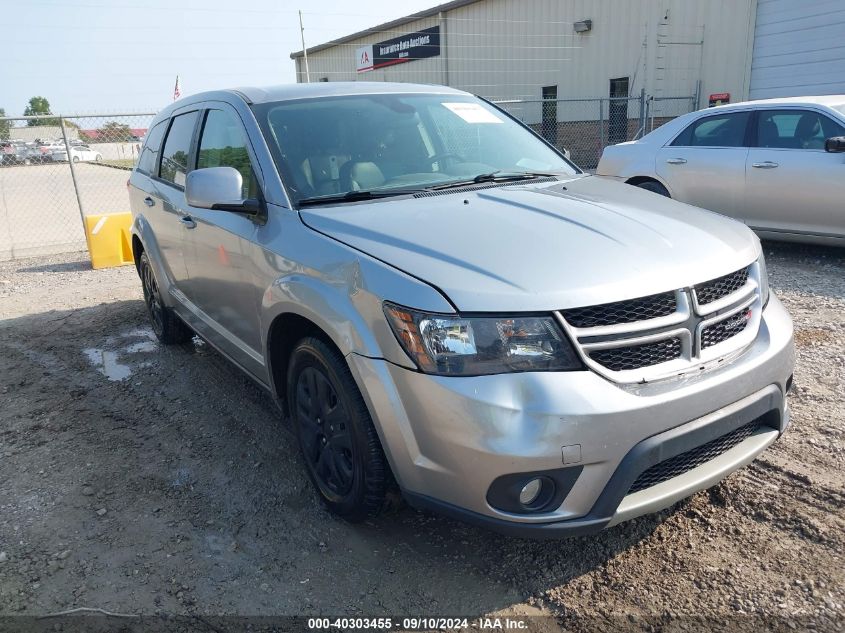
(426, 171), (559, 191)
(297, 189), (421, 207)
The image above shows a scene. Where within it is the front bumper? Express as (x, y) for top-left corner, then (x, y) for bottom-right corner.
(348, 296), (794, 536)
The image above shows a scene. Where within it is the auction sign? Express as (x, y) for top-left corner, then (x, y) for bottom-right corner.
(356, 26), (440, 73)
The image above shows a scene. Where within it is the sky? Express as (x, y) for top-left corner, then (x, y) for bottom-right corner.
(2, 0), (438, 116)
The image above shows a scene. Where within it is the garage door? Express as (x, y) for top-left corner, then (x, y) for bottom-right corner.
(750, 0), (845, 99)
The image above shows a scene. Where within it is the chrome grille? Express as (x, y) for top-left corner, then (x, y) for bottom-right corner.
(628, 421), (761, 494)
(558, 263), (761, 381)
(701, 310), (751, 349)
(561, 291), (676, 328)
(695, 267), (750, 305)
(589, 338), (682, 372)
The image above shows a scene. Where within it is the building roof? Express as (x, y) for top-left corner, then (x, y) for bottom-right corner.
(289, 0), (482, 59)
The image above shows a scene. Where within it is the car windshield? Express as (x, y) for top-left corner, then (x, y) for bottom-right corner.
(253, 93), (578, 206)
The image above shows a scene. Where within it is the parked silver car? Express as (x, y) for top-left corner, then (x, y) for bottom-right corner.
(129, 83), (793, 536)
(597, 96), (845, 246)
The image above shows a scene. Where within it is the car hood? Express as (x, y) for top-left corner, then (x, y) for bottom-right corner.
(299, 175), (760, 312)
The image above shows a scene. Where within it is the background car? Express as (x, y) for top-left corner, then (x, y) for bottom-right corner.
(0, 141), (45, 166)
(51, 144), (103, 163)
(597, 96), (845, 246)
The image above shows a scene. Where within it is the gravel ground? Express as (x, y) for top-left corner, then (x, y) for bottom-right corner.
(0, 243), (843, 632)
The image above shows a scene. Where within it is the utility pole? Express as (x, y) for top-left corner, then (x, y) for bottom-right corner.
(299, 10), (311, 83)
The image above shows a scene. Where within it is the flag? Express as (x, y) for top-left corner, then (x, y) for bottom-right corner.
(173, 75), (181, 101)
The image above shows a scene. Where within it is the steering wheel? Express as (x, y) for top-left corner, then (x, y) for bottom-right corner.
(428, 152), (464, 168)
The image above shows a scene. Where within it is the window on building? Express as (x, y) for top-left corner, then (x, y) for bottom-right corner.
(541, 85), (558, 146)
(159, 111), (199, 187)
(608, 77), (629, 144)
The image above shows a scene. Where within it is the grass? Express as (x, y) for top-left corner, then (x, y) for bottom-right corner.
(99, 159), (136, 170)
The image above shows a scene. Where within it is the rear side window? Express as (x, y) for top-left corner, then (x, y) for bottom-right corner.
(137, 120), (167, 175)
(672, 112), (750, 148)
(197, 109), (258, 198)
(159, 111), (198, 187)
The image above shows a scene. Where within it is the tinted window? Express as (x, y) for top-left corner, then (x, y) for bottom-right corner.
(672, 112), (750, 147)
(159, 111), (198, 187)
(197, 109), (257, 198)
(137, 120), (167, 174)
(757, 109), (845, 150)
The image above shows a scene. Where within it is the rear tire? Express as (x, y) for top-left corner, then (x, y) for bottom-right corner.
(138, 252), (192, 345)
(635, 180), (670, 197)
(288, 336), (388, 522)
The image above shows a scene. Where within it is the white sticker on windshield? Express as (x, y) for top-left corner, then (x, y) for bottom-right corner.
(442, 102), (503, 124)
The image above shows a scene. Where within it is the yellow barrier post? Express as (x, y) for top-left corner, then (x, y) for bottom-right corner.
(83, 212), (134, 270)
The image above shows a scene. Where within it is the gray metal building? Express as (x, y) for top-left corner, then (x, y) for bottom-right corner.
(749, 0), (845, 99)
(291, 0), (758, 106)
(292, 0), (845, 105)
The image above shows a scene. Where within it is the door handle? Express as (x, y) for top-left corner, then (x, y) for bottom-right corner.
(178, 215), (197, 229)
(752, 161), (779, 169)
(143, 196), (155, 207)
(666, 158), (687, 165)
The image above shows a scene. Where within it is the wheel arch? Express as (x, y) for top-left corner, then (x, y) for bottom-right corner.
(625, 175), (674, 196)
(265, 311), (345, 414)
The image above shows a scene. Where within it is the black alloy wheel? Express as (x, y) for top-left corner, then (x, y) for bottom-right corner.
(138, 252), (191, 344)
(288, 336), (389, 521)
(296, 366), (355, 498)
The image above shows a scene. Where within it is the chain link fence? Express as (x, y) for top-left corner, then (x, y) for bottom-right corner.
(0, 97), (696, 262)
(1, 113), (154, 261)
(493, 93), (696, 169)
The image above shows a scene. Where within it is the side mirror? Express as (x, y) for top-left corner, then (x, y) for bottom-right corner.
(186, 166), (260, 213)
(824, 136), (845, 153)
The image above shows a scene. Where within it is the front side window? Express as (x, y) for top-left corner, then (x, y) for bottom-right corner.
(253, 94), (578, 205)
(672, 112), (750, 148)
(159, 111), (198, 187)
(756, 109), (845, 150)
(197, 109), (258, 198)
(137, 120), (167, 174)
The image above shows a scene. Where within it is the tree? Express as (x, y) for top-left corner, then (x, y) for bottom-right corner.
(0, 108), (10, 140)
(24, 96), (59, 126)
(97, 121), (135, 142)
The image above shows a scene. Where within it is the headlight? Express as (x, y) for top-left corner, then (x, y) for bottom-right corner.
(757, 252), (770, 308)
(384, 303), (583, 376)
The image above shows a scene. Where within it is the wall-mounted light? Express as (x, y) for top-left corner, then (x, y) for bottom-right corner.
(573, 19), (592, 33)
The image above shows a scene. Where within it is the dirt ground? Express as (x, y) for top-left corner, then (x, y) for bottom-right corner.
(0, 242), (843, 632)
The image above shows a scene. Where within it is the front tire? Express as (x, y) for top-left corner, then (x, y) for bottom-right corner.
(288, 336), (388, 522)
(138, 252), (192, 344)
(635, 180), (670, 197)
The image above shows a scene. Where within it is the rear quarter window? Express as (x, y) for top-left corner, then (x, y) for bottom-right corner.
(159, 111), (199, 187)
(671, 111), (750, 148)
(136, 120), (168, 175)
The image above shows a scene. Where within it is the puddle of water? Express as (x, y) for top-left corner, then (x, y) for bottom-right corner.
(82, 327), (161, 381)
(83, 348), (132, 381)
(123, 340), (157, 354)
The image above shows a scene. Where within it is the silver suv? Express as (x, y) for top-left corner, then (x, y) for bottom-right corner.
(129, 83), (794, 536)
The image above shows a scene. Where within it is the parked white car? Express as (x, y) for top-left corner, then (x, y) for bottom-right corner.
(597, 96), (845, 246)
(52, 144), (103, 163)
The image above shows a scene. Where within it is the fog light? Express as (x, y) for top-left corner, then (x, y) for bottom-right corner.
(519, 478), (543, 506)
